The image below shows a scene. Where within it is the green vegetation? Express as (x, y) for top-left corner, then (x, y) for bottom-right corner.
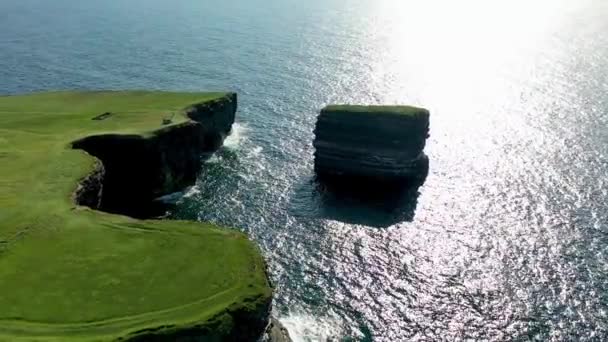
(322, 105), (429, 118)
(0, 91), (271, 341)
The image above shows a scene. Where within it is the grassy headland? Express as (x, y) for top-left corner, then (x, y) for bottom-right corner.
(0, 91), (271, 341)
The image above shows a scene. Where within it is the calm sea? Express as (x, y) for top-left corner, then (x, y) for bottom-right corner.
(2, 0), (608, 340)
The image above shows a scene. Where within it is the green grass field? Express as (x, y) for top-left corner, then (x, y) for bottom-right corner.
(322, 105), (429, 118)
(0, 91), (271, 341)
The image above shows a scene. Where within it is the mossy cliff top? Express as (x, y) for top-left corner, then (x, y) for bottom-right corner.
(0, 91), (271, 341)
(321, 105), (430, 120)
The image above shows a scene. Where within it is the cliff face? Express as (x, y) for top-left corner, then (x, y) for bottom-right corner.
(72, 93), (237, 217)
(126, 292), (272, 342)
(73, 160), (105, 209)
(0, 91), (273, 342)
(314, 105), (430, 184)
(70, 93), (274, 340)
(185, 93), (237, 150)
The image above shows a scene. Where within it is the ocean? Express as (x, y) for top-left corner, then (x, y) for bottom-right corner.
(2, 0), (608, 340)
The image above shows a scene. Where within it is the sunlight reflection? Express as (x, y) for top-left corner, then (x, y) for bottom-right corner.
(359, 0), (579, 110)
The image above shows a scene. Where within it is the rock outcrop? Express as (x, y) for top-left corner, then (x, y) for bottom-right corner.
(314, 105), (430, 184)
(265, 318), (293, 342)
(73, 160), (105, 209)
(72, 93), (237, 217)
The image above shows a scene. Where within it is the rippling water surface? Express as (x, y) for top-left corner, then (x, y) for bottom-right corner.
(2, 0), (608, 340)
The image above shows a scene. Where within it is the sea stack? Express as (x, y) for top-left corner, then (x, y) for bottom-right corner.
(314, 105), (430, 184)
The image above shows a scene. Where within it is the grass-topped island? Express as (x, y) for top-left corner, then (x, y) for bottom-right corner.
(0, 91), (271, 341)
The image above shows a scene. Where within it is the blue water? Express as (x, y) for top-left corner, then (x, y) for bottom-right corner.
(3, 0), (608, 340)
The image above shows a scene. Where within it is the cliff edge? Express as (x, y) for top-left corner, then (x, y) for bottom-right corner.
(0, 91), (271, 341)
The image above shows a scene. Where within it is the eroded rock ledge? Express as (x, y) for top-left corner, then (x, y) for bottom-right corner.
(72, 93), (237, 217)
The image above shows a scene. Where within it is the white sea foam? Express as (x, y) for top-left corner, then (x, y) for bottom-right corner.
(156, 190), (185, 204)
(279, 314), (344, 342)
(223, 122), (249, 150)
(183, 185), (201, 198)
(250, 146), (263, 157)
(156, 185), (201, 203)
(205, 154), (222, 164)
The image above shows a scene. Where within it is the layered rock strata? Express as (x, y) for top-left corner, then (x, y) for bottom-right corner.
(314, 105), (430, 184)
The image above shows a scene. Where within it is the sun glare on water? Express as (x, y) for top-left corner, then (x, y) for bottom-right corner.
(281, 0), (597, 340)
(356, 0), (581, 108)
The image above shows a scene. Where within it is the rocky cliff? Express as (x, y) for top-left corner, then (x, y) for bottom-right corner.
(0, 91), (273, 342)
(72, 93), (237, 217)
(314, 105), (430, 184)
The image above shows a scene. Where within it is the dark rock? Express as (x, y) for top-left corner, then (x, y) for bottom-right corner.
(72, 93), (237, 218)
(73, 161), (104, 209)
(314, 105), (430, 184)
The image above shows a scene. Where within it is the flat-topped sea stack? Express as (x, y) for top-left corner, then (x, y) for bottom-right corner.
(314, 105), (430, 185)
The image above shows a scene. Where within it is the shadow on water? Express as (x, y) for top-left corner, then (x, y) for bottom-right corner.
(291, 173), (427, 229)
(305, 153), (430, 228)
(317, 177), (425, 228)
